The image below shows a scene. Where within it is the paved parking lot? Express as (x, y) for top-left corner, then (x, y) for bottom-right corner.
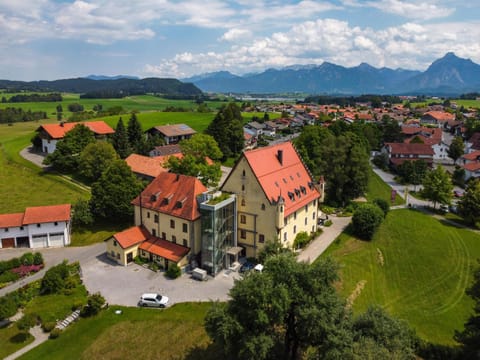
(81, 254), (241, 306)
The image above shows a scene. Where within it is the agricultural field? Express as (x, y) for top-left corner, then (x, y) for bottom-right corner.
(322, 209), (480, 345)
(19, 303), (222, 360)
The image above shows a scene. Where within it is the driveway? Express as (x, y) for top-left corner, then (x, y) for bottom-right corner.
(81, 254), (241, 306)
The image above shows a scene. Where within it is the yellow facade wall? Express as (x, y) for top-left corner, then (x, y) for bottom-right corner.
(105, 237), (139, 266)
(222, 157), (319, 258)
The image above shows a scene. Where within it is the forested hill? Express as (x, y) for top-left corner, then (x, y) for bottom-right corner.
(0, 78), (203, 97)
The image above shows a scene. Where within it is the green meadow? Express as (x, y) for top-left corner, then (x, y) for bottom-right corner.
(322, 209), (480, 345)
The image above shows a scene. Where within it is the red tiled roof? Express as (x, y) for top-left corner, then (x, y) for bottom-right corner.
(132, 173), (207, 221)
(125, 154), (169, 178)
(22, 204), (71, 225)
(0, 213), (24, 228)
(151, 124), (196, 137)
(139, 237), (190, 262)
(239, 141), (320, 217)
(385, 142), (434, 156)
(151, 144), (182, 156)
(112, 225), (150, 249)
(462, 150), (480, 161)
(464, 162), (480, 172)
(468, 133), (480, 150)
(422, 111), (455, 122)
(38, 121), (114, 139)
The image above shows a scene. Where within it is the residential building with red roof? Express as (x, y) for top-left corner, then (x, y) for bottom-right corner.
(146, 123), (196, 145)
(461, 150), (480, 181)
(382, 142), (434, 167)
(420, 111), (455, 128)
(36, 121), (114, 154)
(0, 204), (71, 249)
(221, 141), (323, 258)
(402, 125), (449, 161)
(125, 154), (169, 180)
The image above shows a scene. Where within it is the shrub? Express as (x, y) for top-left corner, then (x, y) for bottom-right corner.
(373, 198), (390, 218)
(0, 296), (18, 320)
(0, 270), (20, 284)
(293, 231), (311, 249)
(149, 262), (159, 272)
(42, 321), (56, 333)
(324, 220), (333, 227)
(49, 328), (61, 339)
(17, 313), (38, 332)
(33, 252), (44, 266)
(166, 264), (181, 279)
(41, 261), (69, 294)
(20, 253), (35, 266)
(352, 203), (385, 240)
(134, 256), (148, 265)
(72, 300), (84, 311)
(80, 293), (106, 317)
(72, 199), (94, 226)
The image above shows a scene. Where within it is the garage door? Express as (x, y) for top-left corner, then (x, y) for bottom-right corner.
(31, 234), (48, 249)
(49, 232), (65, 247)
(1, 238), (15, 248)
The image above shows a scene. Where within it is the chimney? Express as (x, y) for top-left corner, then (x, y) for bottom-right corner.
(277, 149), (283, 165)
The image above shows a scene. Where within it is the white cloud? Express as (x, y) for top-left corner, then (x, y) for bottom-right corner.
(220, 28), (252, 42)
(143, 18), (480, 77)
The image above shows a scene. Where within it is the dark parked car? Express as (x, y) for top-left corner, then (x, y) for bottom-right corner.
(239, 261), (255, 273)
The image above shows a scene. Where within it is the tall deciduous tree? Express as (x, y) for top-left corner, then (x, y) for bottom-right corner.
(44, 124), (95, 172)
(458, 179), (480, 226)
(111, 117), (130, 158)
(166, 134), (223, 187)
(422, 165), (453, 209)
(90, 160), (143, 221)
(448, 136), (465, 164)
(205, 102), (244, 160)
(78, 141), (118, 182)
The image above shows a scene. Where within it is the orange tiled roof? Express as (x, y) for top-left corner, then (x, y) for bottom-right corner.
(0, 213), (24, 228)
(464, 162), (480, 172)
(112, 225), (150, 249)
(132, 173), (207, 221)
(38, 121), (114, 139)
(240, 141), (320, 217)
(22, 204), (71, 225)
(139, 237), (190, 262)
(125, 154), (169, 178)
(422, 111), (455, 122)
(463, 151), (480, 161)
(151, 124), (196, 137)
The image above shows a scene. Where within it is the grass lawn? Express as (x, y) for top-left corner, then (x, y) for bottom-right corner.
(0, 324), (34, 359)
(71, 220), (132, 246)
(365, 168), (405, 206)
(322, 209), (480, 345)
(19, 303), (222, 360)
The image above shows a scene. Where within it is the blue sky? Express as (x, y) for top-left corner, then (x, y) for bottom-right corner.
(0, 0), (479, 80)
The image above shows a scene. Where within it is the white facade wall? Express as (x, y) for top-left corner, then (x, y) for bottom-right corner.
(41, 139), (58, 154)
(432, 142), (449, 160)
(0, 221), (70, 249)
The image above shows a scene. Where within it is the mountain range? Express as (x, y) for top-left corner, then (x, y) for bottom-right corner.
(183, 53), (480, 96)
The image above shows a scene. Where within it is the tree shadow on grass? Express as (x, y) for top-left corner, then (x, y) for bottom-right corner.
(10, 331), (32, 344)
(183, 342), (227, 360)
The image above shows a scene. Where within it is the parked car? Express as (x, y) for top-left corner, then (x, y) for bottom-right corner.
(439, 204), (449, 214)
(139, 293), (169, 308)
(239, 261), (255, 273)
(453, 190), (464, 198)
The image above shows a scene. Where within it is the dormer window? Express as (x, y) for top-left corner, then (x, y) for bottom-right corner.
(37, 224), (41, 228)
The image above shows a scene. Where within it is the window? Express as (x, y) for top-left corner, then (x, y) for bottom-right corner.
(305, 218), (308, 225)
(242, 169), (246, 176)
(37, 224), (41, 228)
(240, 215), (246, 224)
(305, 204), (308, 212)
(172, 236), (176, 244)
(294, 211), (297, 220)
(4, 228), (8, 232)
(117, 253), (120, 259)
(154, 214), (159, 223)
(183, 239), (188, 247)
(113, 240), (117, 247)
(284, 232), (287, 242)
(147, 212), (150, 218)
(162, 232), (166, 239)
(284, 218), (287, 226)
(241, 199), (246, 206)
(54, 222), (58, 226)
(170, 219), (175, 229)
(261, 204), (265, 210)
(152, 229), (156, 237)
(293, 225), (297, 234)
(259, 234), (265, 243)
(242, 184), (245, 191)
(240, 230), (246, 239)
(111, 251), (115, 257)
(312, 212), (316, 219)
(20, 226), (24, 231)
(182, 223), (188, 233)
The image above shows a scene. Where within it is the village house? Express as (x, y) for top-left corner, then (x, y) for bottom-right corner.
(149, 144), (182, 157)
(420, 111), (456, 128)
(36, 121), (114, 154)
(401, 125), (449, 161)
(0, 204), (71, 249)
(146, 123), (196, 145)
(125, 154), (170, 181)
(466, 132), (480, 154)
(461, 150), (480, 181)
(221, 141), (323, 258)
(382, 142), (434, 168)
